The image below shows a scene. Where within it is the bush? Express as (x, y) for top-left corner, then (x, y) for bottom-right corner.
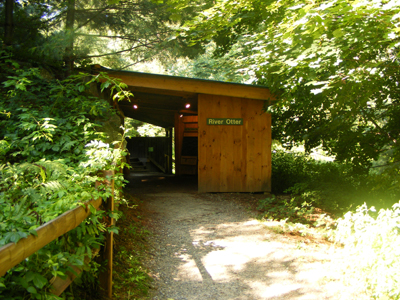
(0, 57), (130, 299)
(271, 150), (311, 193)
(334, 202), (400, 299)
(271, 150), (400, 214)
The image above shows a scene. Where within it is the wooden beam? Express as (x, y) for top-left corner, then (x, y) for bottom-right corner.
(50, 248), (100, 296)
(97, 69), (276, 101)
(99, 170), (114, 300)
(123, 110), (174, 128)
(179, 109), (197, 115)
(0, 198), (102, 278)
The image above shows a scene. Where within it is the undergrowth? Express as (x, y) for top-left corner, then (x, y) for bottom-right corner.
(0, 51), (132, 299)
(112, 194), (152, 299)
(334, 202), (400, 299)
(260, 149), (400, 299)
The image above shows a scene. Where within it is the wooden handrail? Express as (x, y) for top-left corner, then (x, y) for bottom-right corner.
(148, 155), (166, 173)
(50, 248), (101, 296)
(0, 197), (102, 277)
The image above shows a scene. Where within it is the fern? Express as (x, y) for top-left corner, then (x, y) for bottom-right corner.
(0, 60), (129, 299)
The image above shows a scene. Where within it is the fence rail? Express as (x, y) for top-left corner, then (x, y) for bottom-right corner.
(0, 170), (115, 298)
(0, 197), (102, 278)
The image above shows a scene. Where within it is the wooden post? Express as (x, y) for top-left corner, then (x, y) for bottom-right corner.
(167, 127), (173, 174)
(99, 170), (114, 299)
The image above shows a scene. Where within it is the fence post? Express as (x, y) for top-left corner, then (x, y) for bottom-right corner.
(99, 170), (114, 299)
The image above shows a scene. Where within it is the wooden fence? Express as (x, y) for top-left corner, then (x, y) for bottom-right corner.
(0, 170), (116, 299)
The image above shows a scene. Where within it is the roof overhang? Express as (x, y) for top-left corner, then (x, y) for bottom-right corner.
(94, 67), (276, 128)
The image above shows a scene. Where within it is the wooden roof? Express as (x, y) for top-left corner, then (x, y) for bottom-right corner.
(97, 68), (275, 128)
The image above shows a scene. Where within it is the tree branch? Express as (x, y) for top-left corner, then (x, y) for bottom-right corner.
(74, 5), (110, 31)
(120, 54), (158, 70)
(84, 43), (154, 58)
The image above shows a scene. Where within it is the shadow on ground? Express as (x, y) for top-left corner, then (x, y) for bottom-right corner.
(126, 173), (198, 194)
(122, 173), (353, 300)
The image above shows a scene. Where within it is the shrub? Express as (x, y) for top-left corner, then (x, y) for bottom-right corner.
(334, 202), (400, 299)
(0, 58), (130, 299)
(271, 149), (400, 214)
(271, 150), (311, 193)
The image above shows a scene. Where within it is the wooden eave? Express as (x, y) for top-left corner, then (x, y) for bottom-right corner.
(94, 67), (275, 128)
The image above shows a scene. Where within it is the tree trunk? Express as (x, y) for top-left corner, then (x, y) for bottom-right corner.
(64, 0), (75, 76)
(4, 0), (14, 46)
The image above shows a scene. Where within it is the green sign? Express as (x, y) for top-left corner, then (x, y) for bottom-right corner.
(207, 118), (243, 125)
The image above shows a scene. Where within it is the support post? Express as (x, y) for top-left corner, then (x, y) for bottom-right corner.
(167, 127), (173, 174)
(99, 170), (114, 299)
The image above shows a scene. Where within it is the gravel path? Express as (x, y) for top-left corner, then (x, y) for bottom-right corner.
(128, 175), (359, 300)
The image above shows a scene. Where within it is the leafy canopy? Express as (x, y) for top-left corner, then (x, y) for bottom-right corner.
(180, 0), (400, 173)
(0, 0), (208, 71)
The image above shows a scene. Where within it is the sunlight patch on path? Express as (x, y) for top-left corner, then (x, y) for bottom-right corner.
(144, 192), (357, 299)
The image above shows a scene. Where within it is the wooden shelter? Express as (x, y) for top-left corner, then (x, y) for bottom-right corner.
(97, 68), (275, 192)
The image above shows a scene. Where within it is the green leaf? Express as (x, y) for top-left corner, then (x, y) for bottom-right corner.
(40, 167), (46, 183)
(107, 226), (119, 234)
(32, 274), (47, 289)
(25, 271), (35, 282)
(10, 232), (22, 243)
(332, 29), (344, 38)
(15, 83), (27, 91)
(100, 81), (111, 92)
(29, 229), (38, 237)
(27, 286), (37, 294)
(89, 204), (97, 215)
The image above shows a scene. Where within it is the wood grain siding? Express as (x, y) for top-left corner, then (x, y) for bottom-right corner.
(198, 94), (271, 192)
(175, 115), (198, 175)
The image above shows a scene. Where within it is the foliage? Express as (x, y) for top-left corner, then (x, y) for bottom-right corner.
(259, 151), (400, 299)
(167, 42), (251, 82)
(179, 0), (400, 174)
(0, 56), (130, 299)
(334, 202), (400, 299)
(270, 149), (400, 213)
(123, 117), (142, 138)
(257, 195), (315, 224)
(124, 117), (165, 138)
(113, 194), (151, 299)
(136, 123), (165, 137)
(0, 0), (207, 72)
(271, 150), (311, 194)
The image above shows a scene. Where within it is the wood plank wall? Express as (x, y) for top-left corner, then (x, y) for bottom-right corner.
(175, 114), (198, 175)
(198, 94), (271, 192)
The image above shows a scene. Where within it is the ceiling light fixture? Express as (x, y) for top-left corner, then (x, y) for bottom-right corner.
(185, 103), (191, 109)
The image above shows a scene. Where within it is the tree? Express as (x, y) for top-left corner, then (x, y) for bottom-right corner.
(180, 0), (400, 172)
(0, 0), (204, 73)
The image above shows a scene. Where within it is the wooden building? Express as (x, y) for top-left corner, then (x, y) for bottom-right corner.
(97, 68), (275, 193)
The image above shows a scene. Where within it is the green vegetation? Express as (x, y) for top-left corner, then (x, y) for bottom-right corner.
(335, 203), (400, 299)
(113, 195), (152, 299)
(124, 117), (166, 138)
(178, 0), (400, 174)
(0, 53), (130, 299)
(258, 149), (400, 299)
(2, 0), (400, 298)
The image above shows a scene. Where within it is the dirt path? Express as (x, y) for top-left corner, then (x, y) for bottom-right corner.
(127, 174), (357, 300)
